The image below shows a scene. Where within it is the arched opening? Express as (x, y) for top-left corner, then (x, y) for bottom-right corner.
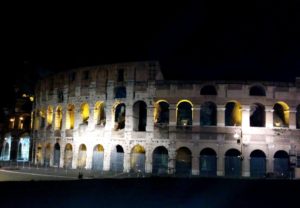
(200, 102), (217, 126)
(55, 106), (62, 130)
(130, 145), (146, 173)
(274, 150), (289, 177)
(273, 102), (289, 127)
(81, 103), (89, 124)
(296, 105), (300, 129)
(17, 137), (30, 161)
(200, 85), (217, 95)
(94, 102), (106, 126)
(47, 106), (53, 129)
(176, 147), (192, 176)
(77, 144), (87, 169)
(249, 85), (266, 96)
(33, 110), (40, 130)
(110, 145), (124, 172)
(133, 101), (147, 131)
(225, 149), (242, 177)
(44, 144), (51, 167)
(2, 142), (10, 161)
(154, 101), (169, 125)
(66, 104), (75, 129)
(36, 145), (42, 165)
(225, 101), (242, 126)
(114, 86), (126, 98)
(250, 103), (265, 127)
(53, 143), (60, 167)
(199, 148), (217, 176)
(152, 146), (168, 175)
(40, 108), (46, 129)
(177, 100), (193, 127)
(250, 150), (266, 177)
(114, 103), (126, 130)
(92, 144), (104, 171)
(64, 144), (73, 169)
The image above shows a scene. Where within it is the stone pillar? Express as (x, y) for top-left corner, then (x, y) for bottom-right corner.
(125, 104), (133, 132)
(123, 152), (131, 173)
(168, 147), (176, 174)
(192, 155), (199, 175)
(72, 145), (78, 169)
(105, 103), (114, 131)
(145, 150), (152, 173)
(74, 108), (81, 129)
(169, 104), (177, 127)
(193, 107), (201, 127)
(59, 145), (64, 168)
(61, 109), (66, 130)
(289, 108), (297, 129)
(146, 104), (154, 132)
(217, 105), (225, 127)
(217, 155), (224, 176)
(88, 103), (95, 129)
(242, 147), (250, 177)
(265, 106), (274, 128)
(85, 146), (93, 169)
(103, 149), (110, 171)
(267, 144), (275, 173)
(242, 105), (250, 128)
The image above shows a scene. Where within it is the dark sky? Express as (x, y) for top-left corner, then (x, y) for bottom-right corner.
(20, 1), (300, 97)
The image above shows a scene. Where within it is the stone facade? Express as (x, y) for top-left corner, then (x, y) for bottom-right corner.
(32, 61), (300, 177)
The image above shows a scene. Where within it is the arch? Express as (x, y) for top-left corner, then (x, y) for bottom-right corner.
(274, 150), (289, 177)
(2, 142), (10, 161)
(33, 110), (40, 130)
(77, 144), (87, 169)
(92, 144), (104, 171)
(225, 148), (242, 177)
(44, 143), (51, 167)
(55, 106), (63, 130)
(81, 103), (89, 124)
(94, 101), (106, 126)
(200, 85), (217, 95)
(40, 108), (46, 129)
(64, 143), (73, 169)
(225, 101), (242, 126)
(47, 106), (53, 128)
(114, 103), (126, 130)
(133, 101), (147, 131)
(36, 145), (43, 165)
(110, 145), (124, 172)
(130, 145), (146, 173)
(177, 100), (193, 127)
(154, 100), (169, 124)
(176, 147), (192, 176)
(200, 102), (217, 126)
(249, 85), (266, 96)
(17, 137), (30, 161)
(250, 150), (266, 177)
(250, 103), (265, 127)
(152, 146), (168, 175)
(66, 104), (75, 129)
(199, 148), (217, 176)
(296, 105), (300, 129)
(53, 143), (60, 167)
(273, 102), (289, 127)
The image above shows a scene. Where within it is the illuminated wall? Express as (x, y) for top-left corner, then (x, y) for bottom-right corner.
(1, 137), (11, 161)
(17, 137), (30, 161)
(55, 106), (63, 130)
(47, 106), (53, 128)
(81, 103), (89, 124)
(66, 104), (75, 129)
(94, 102), (106, 126)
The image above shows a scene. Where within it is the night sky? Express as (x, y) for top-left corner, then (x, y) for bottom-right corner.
(20, 1), (300, 107)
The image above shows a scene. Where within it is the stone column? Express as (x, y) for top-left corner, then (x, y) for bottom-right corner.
(193, 107), (201, 127)
(123, 152), (131, 173)
(88, 102), (95, 129)
(265, 106), (274, 128)
(125, 104), (133, 132)
(145, 150), (152, 173)
(242, 105), (250, 128)
(242, 147), (250, 177)
(168, 147), (176, 175)
(103, 149), (111, 171)
(217, 105), (225, 127)
(146, 104), (154, 132)
(192, 155), (199, 175)
(267, 143), (275, 173)
(169, 104), (177, 127)
(289, 108), (297, 129)
(217, 155), (224, 176)
(59, 145), (64, 168)
(61, 108), (66, 131)
(85, 146), (93, 169)
(105, 103), (114, 131)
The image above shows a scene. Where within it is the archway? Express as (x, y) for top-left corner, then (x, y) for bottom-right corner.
(175, 147), (192, 176)
(81, 103), (89, 124)
(152, 146), (168, 175)
(199, 148), (217, 176)
(92, 144), (104, 171)
(130, 145), (146, 173)
(114, 103), (126, 130)
(77, 144), (87, 169)
(274, 150), (289, 177)
(64, 144), (73, 169)
(200, 102), (217, 126)
(177, 101), (193, 127)
(273, 102), (289, 127)
(36, 145), (42, 165)
(250, 150), (266, 177)
(66, 104), (75, 129)
(225, 101), (242, 126)
(133, 101), (147, 131)
(2, 142), (10, 161)
(55, 106), (62, 130)
(225, 149), (242, 177)
(53, 143), (60, 167)
(94, 102), (106, 126)
(154, 101), (169, 124)
(250, 103), (265, 127)
(110, 145), (124, 172)
(44, 144), (51, 167)
(47, 106), (53, 128)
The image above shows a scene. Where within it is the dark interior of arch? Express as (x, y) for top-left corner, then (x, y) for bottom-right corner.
(200, 102), (217, 126)
(225, 102), (238, 126)
(250, 150), (266, 158)
(274, 150), (289, 158)
(200, 85), (217, 95)
(153, 146), (168, 154)
(54, 143), (60, 150)
(177, 102), (192, 126)
(200, 148), (216, 156)
(273, 103), (287, 127)
(157, 102), (169, 124)
(250, 104), (265, 127)
(114, 86), (126, 98)
(225, 149), (241, 156)
(116, 145), (124, 153)
(133, 101), (147, 131)
(115, 104), (126, 130)
(249, 85), (266, 96)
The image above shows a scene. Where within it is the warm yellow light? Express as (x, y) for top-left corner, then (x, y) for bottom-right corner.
(81, 103), (89, 123)
(20, 117), (23, 120)
(22, 94), (27, 98)
(10, 118), (15, 122)
(30, 96), (34, 102)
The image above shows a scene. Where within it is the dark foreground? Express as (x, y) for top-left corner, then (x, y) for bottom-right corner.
(1, 177), (299, 208)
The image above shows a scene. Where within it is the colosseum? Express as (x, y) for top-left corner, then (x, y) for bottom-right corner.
(32, 61), (300, 178)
